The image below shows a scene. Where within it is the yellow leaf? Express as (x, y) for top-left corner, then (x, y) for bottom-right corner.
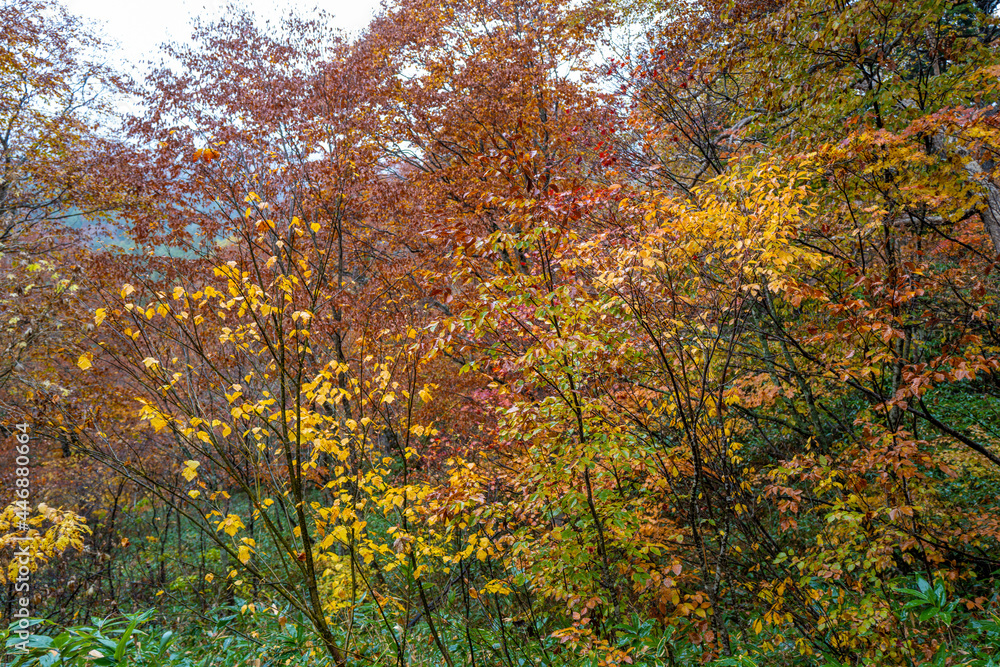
(217, 513), (246, 537)
(181, 460), (200, 481)
(77, 353), (93, 370)
(94, 308), (106, 327)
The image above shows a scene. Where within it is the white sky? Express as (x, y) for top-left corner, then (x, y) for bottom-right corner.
(63, 0), (383, 71)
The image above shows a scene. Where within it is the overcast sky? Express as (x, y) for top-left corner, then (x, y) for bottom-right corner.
(62, 0), (383, 70)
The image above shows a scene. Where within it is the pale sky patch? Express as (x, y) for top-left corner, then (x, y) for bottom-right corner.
(63, 0), (382, 72)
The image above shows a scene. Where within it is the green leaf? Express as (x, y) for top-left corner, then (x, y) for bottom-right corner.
(114, 613), (145, 662)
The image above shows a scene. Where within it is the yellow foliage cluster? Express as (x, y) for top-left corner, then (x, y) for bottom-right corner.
(0, 503), (90, 585)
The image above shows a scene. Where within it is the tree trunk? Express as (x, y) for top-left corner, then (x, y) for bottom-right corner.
(962, 157), (1000, 256)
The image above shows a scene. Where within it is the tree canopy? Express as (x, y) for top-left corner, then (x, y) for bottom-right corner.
(3, 0), (1000, 666)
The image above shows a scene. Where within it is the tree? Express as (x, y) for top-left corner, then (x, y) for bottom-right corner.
(16, 0), (1000, 664)
(0, 0), (126, 406)
(593, 0), (1000, 661)
(82, 8), (449, 665)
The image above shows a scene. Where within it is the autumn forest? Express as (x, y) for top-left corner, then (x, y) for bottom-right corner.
(3, 0), (1000, 665)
